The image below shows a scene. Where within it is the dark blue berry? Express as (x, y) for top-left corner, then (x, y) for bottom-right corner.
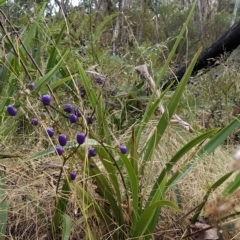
(58, 134), (67, 146)
(110, 89), (116, 96)
(31, 118), (38, 126)
(46, 127), (54, 137)
(7, 105), (17, 116)
(80, 88), (86, 98)
(55, 146), (64, 155)
(70, 172), (76, 180)
(119, 145), (127, 154)
(88, 148), (96, 157)
(63, 104), (73, 113)
(28, 82), (35, 90)
(69, 114), (77, 123)
(95, 77), (104, 85)
(41, 95), (51, 105)
(76, 133), (85, 145)
(87, 115), (95, 125)
(74, 108), (82, 117)
(90, 163), (95, 168)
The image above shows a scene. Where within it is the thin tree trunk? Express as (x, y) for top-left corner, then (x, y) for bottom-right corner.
(231, 0), (240, 27)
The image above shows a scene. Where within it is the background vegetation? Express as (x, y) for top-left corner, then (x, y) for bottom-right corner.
(1, 0), (240, 239)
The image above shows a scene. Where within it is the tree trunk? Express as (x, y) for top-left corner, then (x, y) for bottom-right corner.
(165, 19), (240, 87)
(181, 0), (218, 37)
(231, 0), (240, 27)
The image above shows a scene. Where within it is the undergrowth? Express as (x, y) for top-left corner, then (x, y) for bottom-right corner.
(1, 1), (240, 240)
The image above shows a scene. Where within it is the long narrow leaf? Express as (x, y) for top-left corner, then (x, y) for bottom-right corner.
(135, 0), (198, 150)
(0, 172), (7, 240)
(192, 172), (233, 222)
(147, 128), (219, 208)
(35, 51), (69, 91)
(46, 25), (66, 73)
(52, 178), (71, 232)
(169, 116), (240, 187)
(62, 214), (72, 240)
(120, 154), (139, 228)
(222, 172), (240, 196)
(140, 47), (202, 165)
(132, 200), (179, 237)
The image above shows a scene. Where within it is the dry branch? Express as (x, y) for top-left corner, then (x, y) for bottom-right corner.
(135, 64), (194, 133)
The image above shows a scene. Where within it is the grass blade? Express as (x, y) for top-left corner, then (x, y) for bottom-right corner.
(169, 116), (240, 187)
(0, 172), (7, 240)
(46, 24), (66, 73)
(222, 172), (240, 196)
(120, 154), (139, 227)
(147, 128), (219, 208)
(62, 214), (72, 240)
(52, 178), (71, 233)
(95, 146), (122, 204)
(191, 172), (233, 222)
(134, 0), (198, 148)
(132, 200), (179, 237)
(35, 51), (70, 91)
(140, 47), (202, 165)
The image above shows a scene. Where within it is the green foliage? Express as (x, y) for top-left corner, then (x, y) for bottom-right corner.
(0, 0), (6, 6)
(0, 173), (7, 240)
(1, 0), (240, 239)
(52, 178), (71, 234)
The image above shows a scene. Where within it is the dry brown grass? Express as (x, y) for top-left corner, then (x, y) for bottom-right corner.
(0, 117), (239, 239)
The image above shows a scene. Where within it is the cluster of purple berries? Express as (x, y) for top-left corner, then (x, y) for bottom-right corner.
(6, 90), (128, 182)
(55, 132), (86, 156)
(63, 103), (82, 124)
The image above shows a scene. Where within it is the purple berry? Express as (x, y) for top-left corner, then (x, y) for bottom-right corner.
(7, 105), (17, 116)
(46, 127), (54, 137)
(87, 115), (95, 125)
(215, 73), (219, 78)
(58, 134), (67, 146)
(74, 108), (82, 117)
(69, 114), (77, 123)
(70, 172), (76, 180)
(88, 148), (96, 157)
(90, 163), (95, 168)
(28, 82), (35, 90)
(63, 104), (73, 113)
(110, 89), (116, 96)
(41, 94), (51, 105)
(119, 145), (127, 154)
(80, 88), (86, 98)
(76, 133), (85, 145)
(55, 146), (64, 155)
(31, 118), (38, 126)
(95, 77), (104, 85)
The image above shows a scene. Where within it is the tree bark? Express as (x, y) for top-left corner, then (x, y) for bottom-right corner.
(167, 19), (240, 86)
